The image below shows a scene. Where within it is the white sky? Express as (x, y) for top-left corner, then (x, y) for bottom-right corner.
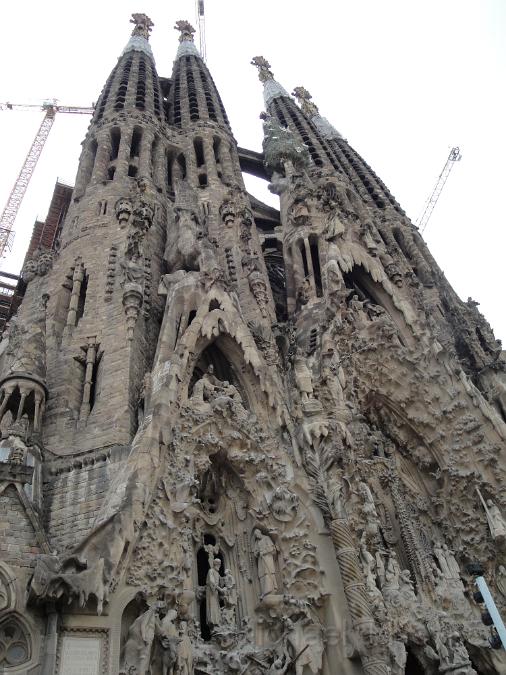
(1, 0), (505, 342)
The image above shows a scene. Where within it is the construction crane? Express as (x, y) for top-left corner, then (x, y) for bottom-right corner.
(195, 0), (207, 61)
(416, 146), (462, 234)
(0, 100), (94, 258)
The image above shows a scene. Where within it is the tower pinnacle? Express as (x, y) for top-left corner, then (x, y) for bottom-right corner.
(292, 85), (342, 140)
(130, 13), (154, 39)
(174, 20), (196, 42)
(251, 56), (274, 83)
(292, 86), (319, 117)
(174, 20), (200, 58)
(251, 56), (288, 106)
(122, 13), (155, 58)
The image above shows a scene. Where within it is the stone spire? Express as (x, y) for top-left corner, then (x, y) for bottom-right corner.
(174, 19), (200, 59)
(251, 56), (289, 106)
(121, 12), (155, 58)
(168, 20), (231, 130)
(292, 86), (343, 140)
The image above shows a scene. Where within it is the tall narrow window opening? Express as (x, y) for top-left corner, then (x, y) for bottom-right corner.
(110, 128), (121, 161)
(76, 273), (88, 324)
(194, 137), (205, 167)
(299, 240), (309, 278)
(309, 235), (323, 297)
(130, 127), (142, 158)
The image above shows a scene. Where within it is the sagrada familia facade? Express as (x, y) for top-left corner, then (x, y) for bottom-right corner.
(1, 12), (506, 675)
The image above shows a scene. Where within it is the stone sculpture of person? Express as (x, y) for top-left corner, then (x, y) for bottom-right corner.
(359, 482), (380, 539)
(121, 604), (158, 675)
(485, 498), (506, 541)
(221, 568), (238, 626)
(294, 357), (314, 403)
(389, 639), (407, 675)
(253, 529), (278, 598)
(157, 608), (179, 675)
(175, 621), (193, 675)
(206, 558), (223, 629)
(383, 551), (401, 600)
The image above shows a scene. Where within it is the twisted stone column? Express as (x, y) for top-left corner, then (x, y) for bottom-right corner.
(329, 517), (389, 675)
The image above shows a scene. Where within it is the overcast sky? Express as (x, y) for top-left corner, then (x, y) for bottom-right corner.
(1, 0), (505, 343)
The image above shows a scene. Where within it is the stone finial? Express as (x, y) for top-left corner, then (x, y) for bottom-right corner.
(251, 56), (274, 83)
(175, 20), (196, 43)
(292, 86), (319, 117)
(130, 13), (154, 39)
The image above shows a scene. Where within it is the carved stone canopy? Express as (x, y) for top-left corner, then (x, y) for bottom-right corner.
(175, 20), (196, 42)
(251, 56), (274, 82)
(292, 86), (320, 117)
(130, 13), (154, 39)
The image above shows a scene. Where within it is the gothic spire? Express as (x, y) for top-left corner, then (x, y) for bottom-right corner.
(168, 20), (231, 130)
(91, 13), (163, 125)
(251, 56), (289, 106)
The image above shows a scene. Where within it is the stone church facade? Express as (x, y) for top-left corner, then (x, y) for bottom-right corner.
(0, 12), (505, 675)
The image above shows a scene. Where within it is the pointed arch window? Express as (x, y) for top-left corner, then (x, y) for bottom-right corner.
(0, 617), (31, 668)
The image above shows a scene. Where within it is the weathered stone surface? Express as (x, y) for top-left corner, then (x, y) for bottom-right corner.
(0, 12), (505, 675)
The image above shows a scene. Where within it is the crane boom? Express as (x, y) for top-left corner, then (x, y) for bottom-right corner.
(0, 105), (56, 257)
(0, 101), (94, 258)
(417, 146), (462, 234)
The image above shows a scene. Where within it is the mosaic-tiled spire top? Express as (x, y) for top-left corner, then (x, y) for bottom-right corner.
(292, 86), (343, 140)
(174, 19), (200, 59)
(251, 56), (289, 106)
(121, 13), (155, 59)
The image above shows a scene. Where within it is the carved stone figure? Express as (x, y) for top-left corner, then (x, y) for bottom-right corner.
(485, 498), (506, 542)
(157, 607), (179, 675)
(496, 565), (506, 598)
(206, 558), (223, 628)
(221, 568), (238, 626)
(270, 486), (299, 522)
(294, 357), (314, 403)
(253, 529), (278, 598)
(121, 605), (158, 675)
(175, 621), (193, 675)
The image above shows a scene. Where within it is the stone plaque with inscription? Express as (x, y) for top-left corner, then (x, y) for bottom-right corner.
(59, 636), (101, 675)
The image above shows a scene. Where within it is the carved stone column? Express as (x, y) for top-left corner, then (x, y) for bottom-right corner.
(66, 261), (84, 328)
(329, 517), (389, 675)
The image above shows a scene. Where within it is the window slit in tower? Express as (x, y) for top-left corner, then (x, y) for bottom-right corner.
(172, 63), (182, 127)
(110, 127), (121, 161)
(309, 235), (323, 297)
(114, 56), (133, 111)
(299, 241), (309, 278)
(76, 272), (88, 324)
(194, 138), (205, 167)
(136, 55), (147, 110)
(128, 165), (138, 178)
(196, 61), (218, 122)
(177, 154), (187, 180)
(187, 310), (197, 327)
(185, 57), (200, 121)
(150, 62), (162, 119)
(130, 127), (142, 158)
(97, 70), (115, 121)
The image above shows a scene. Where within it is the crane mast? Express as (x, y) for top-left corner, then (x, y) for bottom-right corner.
(0, 101), (94, 258)
(196, 0), (206, 61)
(416, 146), (462, 234)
